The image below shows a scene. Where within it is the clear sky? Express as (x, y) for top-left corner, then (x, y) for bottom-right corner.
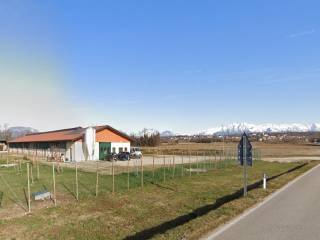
(0, 1), (319, 134)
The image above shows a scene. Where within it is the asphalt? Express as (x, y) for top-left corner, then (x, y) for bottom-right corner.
(207, 164), (320, 240)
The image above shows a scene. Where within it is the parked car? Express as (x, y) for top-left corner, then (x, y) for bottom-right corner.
(117, 152), (130, 161)
(105, 153), (118, 161)
(130, 147), (142, 159)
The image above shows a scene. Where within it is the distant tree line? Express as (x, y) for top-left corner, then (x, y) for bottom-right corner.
(130, 129), (161, 147)
(0, 124), (11, 141)
(0, 124), (35, 141)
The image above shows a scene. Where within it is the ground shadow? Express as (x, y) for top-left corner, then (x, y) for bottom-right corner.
(61, 183), (77, 200)
(124, 163), (307, 240)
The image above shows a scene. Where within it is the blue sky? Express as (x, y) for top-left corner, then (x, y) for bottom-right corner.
(0, 1), (319, 134)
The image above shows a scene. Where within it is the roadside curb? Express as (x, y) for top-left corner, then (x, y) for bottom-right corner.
(203, 162), (320, 240)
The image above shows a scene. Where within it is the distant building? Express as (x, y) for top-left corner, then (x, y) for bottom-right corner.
(0, 140), (7, 151)
(8, 125), (131, 162)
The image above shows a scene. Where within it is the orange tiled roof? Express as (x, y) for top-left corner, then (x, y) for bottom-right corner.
(9, 125), (131, 143)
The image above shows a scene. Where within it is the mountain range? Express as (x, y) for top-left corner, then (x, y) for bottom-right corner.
(200, 123), (320, 135)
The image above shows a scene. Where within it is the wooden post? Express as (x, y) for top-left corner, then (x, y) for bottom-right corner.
(112, 159), (115, 194)
(141, 157), (144, 188)
(95, 161), (99, 197)
(37, 160), (40, 180)
(30, 163), (34, 184)
(53, 162), (56, 206)
(189, 152), (191, 177)
(196, 152), (199, 175)
(163, 156), (166, 182)
(172, 155), (175, 178)
(27, 163), (31, 213)
(152, 155), (155, 181)
(127, 159), (130, 190)
(181, 153), (184, 177)
(75, 162), (79, 201)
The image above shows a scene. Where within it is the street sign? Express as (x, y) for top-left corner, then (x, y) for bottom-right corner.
(238, 132), (253, 166)
(238, 132), (253, 197)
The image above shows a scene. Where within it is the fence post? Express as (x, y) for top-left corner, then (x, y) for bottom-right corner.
(189, 152), (191, 177)
(30, 163), (34, 184)
(53, 162), (56, 206)
(96, 161), (99, 197)
(75, 162), (79, 201)
(127, 159), (130, 190)
(181, 153), (184, 177)
(172, 154), (175, 178)
(112, 159), (115, 194)
(196, 152), (199, 175)
(27, 163), (31, 213)
(37, 160), (40, 180)
(163, 156), (166, 182)
(152, 155), (155, 181)
(141, 157), (144, 188)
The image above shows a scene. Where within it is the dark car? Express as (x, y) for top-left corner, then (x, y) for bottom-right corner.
(117, 152), (130, 161)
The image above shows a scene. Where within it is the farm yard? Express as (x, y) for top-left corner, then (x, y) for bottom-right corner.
(0, 143), (319, 239)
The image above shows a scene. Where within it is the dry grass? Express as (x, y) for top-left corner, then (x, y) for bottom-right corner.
(142, 142), (320, 158)
(0, 160), (317, 240)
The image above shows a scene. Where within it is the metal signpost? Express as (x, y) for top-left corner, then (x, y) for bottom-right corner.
(238, 132), (253, 197)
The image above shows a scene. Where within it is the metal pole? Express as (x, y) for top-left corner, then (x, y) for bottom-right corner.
(27, 163), (31, 213)
(243, 138), (247, 197)
(53, 162), (56, 206)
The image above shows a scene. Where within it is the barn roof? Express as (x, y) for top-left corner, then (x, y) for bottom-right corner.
(9, 125), (131, 143)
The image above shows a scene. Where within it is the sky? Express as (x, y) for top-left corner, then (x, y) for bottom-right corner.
(0, 0), (319, 134)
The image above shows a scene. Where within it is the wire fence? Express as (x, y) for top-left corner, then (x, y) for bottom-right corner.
(0, 149), (262, 214)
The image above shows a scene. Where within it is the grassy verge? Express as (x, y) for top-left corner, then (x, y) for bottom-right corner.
(0, 159), (317, 239)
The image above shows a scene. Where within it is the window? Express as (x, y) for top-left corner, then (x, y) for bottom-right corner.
(124, 147), (128, 152)
(119, 147), (123, 153)
(112, 147), (116, 153)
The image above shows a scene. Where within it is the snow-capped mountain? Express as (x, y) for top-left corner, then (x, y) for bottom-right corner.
(160, 130), (175, 137)
(201, 123), (320, 135)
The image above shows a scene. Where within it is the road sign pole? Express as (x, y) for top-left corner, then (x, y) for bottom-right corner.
(243, 137), (247, 197)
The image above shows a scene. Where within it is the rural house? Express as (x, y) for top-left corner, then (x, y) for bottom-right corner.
(8, 125), (131, 162)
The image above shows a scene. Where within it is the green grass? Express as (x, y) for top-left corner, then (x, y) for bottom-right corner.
(0, 155), (317, 239)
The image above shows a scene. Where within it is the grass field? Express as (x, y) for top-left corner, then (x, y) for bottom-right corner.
(0, 154), (317, 239)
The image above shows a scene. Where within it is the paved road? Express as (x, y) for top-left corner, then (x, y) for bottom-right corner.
(207, 164), (320, 240)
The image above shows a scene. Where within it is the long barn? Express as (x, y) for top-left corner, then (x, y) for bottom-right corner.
(8, 125), (131, 162)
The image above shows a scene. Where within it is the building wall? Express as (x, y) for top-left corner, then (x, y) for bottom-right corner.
(96, 129), (130, 143)
(110, 142), (131, 153)
(66, 141), (99, 162)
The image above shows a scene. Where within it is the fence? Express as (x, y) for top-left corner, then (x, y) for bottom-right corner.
(0, 149), (262, 214)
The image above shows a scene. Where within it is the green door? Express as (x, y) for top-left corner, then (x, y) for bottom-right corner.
(99, 142), (111, 160)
